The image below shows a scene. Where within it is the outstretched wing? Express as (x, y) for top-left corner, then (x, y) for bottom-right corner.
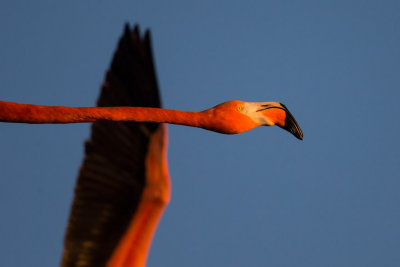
(61, 24), (164, 267)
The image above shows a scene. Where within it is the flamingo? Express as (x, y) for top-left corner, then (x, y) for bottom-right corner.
(0, 24), (303, 266)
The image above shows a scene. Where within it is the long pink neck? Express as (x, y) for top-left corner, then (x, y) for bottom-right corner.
(0, 100), (261, 134)
(0, 100), (204, 127)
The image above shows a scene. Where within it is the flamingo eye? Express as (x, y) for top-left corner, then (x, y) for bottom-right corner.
(236, 105), (243, 112)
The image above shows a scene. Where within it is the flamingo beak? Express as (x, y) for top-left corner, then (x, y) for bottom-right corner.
(279, 104), (303, 140)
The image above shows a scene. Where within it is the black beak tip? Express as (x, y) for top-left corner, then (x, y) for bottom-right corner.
(280, 103), (303, 141)
(284, 125), (303, 140)
(283, 121), (303, 141)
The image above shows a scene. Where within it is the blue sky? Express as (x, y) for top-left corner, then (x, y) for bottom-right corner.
(0, 1), (399, 266)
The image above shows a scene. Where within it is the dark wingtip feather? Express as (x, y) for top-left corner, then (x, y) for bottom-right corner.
(61, 23), (162, 266)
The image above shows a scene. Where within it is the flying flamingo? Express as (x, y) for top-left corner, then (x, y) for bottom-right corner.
(0, 24), (303, 267)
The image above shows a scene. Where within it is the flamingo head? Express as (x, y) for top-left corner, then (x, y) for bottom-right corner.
(240, 101), (303, 140)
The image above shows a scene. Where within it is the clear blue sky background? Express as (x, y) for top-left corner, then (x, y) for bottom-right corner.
(1, 1), (399, 266)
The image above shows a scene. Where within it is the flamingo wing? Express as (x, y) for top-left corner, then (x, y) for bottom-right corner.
(61, 24), (165, 267)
